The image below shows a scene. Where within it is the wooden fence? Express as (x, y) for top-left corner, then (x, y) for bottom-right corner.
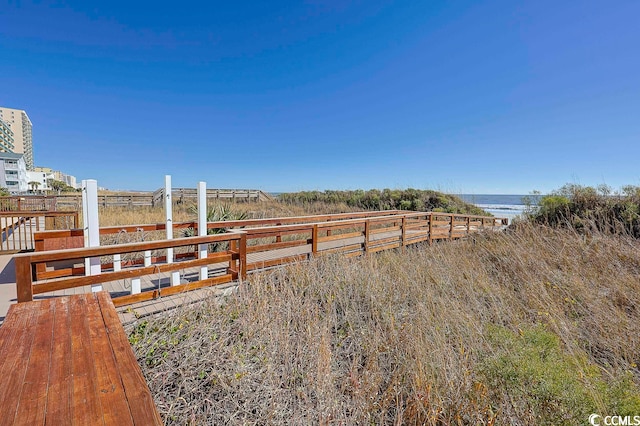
(0, 196), (58, 211)
(0, 189), (273, 211)
(15, 211), (506, 306)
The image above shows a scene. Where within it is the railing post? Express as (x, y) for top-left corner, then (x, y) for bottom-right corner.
(364, 220), (370, 254)
(34, 234), (45, 278)
(198, 181), (208, 281)
(239, 232), (247, 280)
(15, 255), (33, 302)
(401, 216), (406, 248)
(82, 179), (102, 292)
(428, 213), (433, 246)
(164, 176), (180, 286)
(131, 277), (141, 294)
(467, 216), (471, 236)
(312, 224), (318, 256)
(449, 214), (454, 240)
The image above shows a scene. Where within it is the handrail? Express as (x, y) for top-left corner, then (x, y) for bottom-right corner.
(15, 231), (247, 305)
(0, 210), (80, 253)
(16, 211), (506, 307)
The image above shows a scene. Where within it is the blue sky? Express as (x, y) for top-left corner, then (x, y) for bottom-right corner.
(1, 1), (638, 194)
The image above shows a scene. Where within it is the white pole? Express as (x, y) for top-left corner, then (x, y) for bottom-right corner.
(113, 253), (121, 272)
(166, 175), (180, 286)
(198, 181), (208, 281)
(82, 179), (102, 292)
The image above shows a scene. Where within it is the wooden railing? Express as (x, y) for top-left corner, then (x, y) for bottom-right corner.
(0, 211), (80, 253)
(16, 232), (246, 306)
(0, 196), (57, 211)
(152, 188), (273, 204)
(15, 211), (506, 306)
(32, 210), (405, 253)
(0, 189), (273, 212)
(54, 189), (271, 209)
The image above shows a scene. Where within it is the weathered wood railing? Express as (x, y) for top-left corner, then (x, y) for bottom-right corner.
(0, 196), (58, 211)
(16, 232), (246, 306)
(16, 211), (506, 305)
(0, 210), (80, 253)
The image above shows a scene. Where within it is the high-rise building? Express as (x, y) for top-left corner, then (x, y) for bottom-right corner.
(0, 117), (15, 153)
(0, 107), (34, 170)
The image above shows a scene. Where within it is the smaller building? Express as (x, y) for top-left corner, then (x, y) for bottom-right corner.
(32, 166), (78, 190)
(27, 169), (54, 193)
(0, 152), (28, 194)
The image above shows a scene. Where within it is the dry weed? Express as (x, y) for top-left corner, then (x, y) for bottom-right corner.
(130, 224), (640, 425)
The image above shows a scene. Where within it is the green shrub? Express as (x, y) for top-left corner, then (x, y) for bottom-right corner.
(527, 184), (640, 237)
(480, 324), (640, 425)
(278, 188), (488, 215)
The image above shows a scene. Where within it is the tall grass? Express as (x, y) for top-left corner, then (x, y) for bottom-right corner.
(94, 200), (362, 228)
(130, 224), (640, 425)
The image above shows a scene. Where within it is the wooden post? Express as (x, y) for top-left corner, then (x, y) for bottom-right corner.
(401, 216), (407, 248)
(198, 181), (208, 281)
(15, 255), (33, 302)
(449, 214), (454, 241)
(239, 231), (247, 280)
(467, 216), (471, 236)
(428, 213), (433, 246)
(364, 220), (370, 254)
(82, 179), (102, 292)
(165, 176), (180, 286)
(34, 235), (46, 278)
(312, 224), (318, 256)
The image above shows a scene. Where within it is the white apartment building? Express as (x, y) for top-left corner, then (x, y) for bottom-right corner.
(26, 169), (54, 193)
(33, 166), (78, 190)
(0, 152), (28, 194)
(0, 107), (34, 170)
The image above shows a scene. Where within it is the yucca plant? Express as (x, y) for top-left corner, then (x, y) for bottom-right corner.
(182, 203), (248, 251)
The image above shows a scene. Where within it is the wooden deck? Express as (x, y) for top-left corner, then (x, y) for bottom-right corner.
(0, 291), (162, 425)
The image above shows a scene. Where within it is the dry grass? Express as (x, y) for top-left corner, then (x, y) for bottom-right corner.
(129, 224), (640, 425)
(94, 200), (360, 228)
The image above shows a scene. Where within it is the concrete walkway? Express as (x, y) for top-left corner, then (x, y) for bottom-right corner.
(0, 254), (17, 324)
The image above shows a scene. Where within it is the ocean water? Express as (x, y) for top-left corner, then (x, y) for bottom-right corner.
(458, 194), (543, 222)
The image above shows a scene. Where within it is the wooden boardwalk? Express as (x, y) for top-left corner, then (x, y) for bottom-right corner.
(14, 210), (506, 322)
(0, 210), (506, 424)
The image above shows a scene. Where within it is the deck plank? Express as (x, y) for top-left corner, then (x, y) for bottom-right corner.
(96, 292), (163, 425)
(14, 298), (55, 426)
(0, 303), (39, 426)
(85, 293), (135, 425)
(69, 294), (105, 424)
(45, 297), (73, 425)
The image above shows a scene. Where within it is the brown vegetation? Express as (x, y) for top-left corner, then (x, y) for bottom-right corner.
(129, 224), (640, 424)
